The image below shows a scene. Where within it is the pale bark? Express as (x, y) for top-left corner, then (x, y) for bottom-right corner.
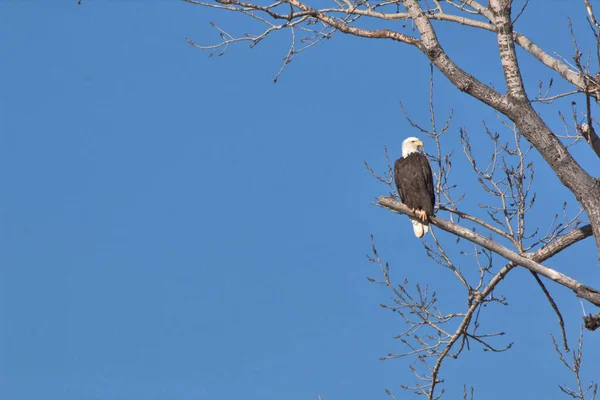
(490, 0), (527, 101)
(580, 123), (600, 158)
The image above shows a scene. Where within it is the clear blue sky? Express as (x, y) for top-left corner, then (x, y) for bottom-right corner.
(2, 1), (599, 399)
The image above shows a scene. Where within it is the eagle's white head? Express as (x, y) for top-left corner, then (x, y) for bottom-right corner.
(402, 137), (424, 158)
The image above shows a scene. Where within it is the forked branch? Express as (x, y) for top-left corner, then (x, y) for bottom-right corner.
(377, 197), (600, 309)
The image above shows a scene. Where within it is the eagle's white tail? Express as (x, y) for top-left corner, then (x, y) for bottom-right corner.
(411, 219), (428, 238)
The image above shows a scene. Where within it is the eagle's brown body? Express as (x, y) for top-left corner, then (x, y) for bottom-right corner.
(394, 141), (435, 237)
(394, 153), (435, 217)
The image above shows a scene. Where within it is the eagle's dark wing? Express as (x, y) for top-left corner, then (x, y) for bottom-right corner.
(422, 155), (435, 214)
(394, 157), (407, 203)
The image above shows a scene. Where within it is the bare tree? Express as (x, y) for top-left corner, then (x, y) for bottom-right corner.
(186, 0), (599, 398)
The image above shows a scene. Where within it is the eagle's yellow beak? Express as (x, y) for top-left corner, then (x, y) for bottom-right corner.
(415, 140), (424, 148)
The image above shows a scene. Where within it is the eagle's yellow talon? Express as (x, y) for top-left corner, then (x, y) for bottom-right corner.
(416, 209), (427, 222)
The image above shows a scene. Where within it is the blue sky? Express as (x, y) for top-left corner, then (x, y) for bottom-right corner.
(2, 1), (599, 399)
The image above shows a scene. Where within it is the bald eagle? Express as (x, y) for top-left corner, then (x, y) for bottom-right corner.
(394, 137), (435, 238)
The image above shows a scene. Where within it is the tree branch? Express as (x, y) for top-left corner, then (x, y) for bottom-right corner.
(578, 123), (600, 158)
(280, 0), (420, 45)
(490, 0), (528, 101)
(430, 260), (517, 398)
(513, 33), (587, 94)
(377, 196), (600, 307)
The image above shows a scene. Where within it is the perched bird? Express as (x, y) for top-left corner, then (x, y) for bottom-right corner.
(394, 137), (435, 238)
